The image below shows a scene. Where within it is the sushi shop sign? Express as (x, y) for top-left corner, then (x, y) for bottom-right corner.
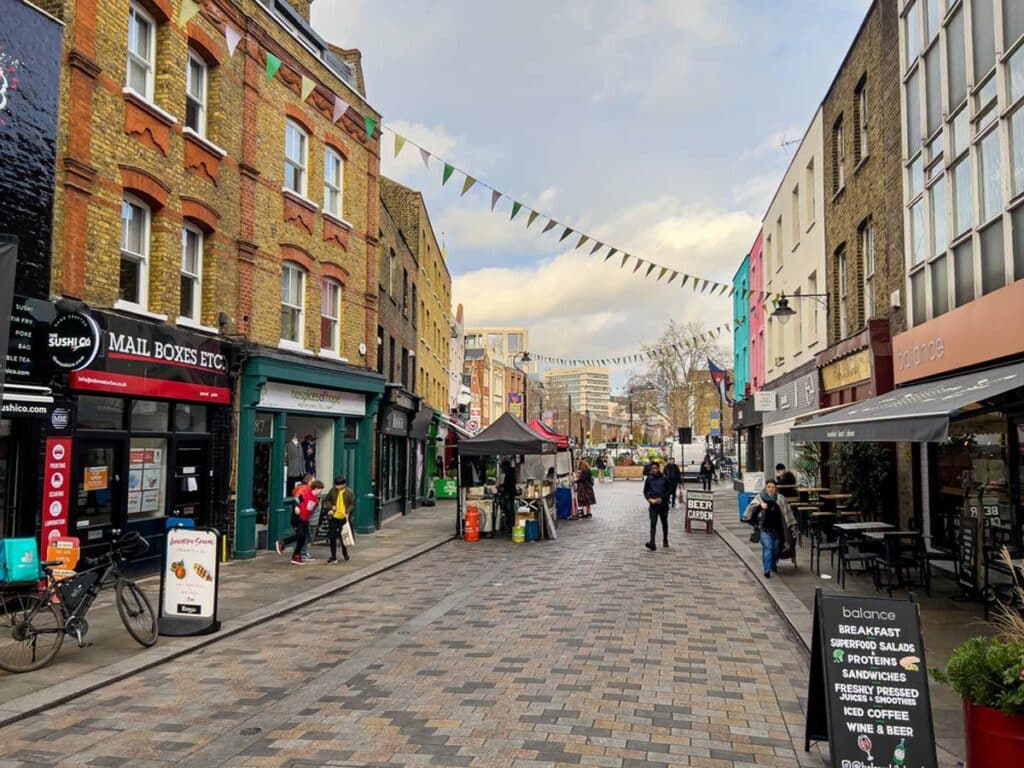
(159, 526), (221, 636)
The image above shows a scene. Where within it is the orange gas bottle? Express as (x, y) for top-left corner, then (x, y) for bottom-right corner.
(464, 506), (480, 542)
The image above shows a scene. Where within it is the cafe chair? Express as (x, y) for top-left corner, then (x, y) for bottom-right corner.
(838, 537), (879, 590)
(809, 517), (841, 577)
(874, 534), (926, 597)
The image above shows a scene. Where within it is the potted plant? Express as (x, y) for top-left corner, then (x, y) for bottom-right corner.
(931, 549), (1024, 764)
(793, 441), (821, 487)
(828, 441), (890, 519)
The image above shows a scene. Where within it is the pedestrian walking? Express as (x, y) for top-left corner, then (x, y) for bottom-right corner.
(595, 454), (607, 484)
(275, 479), (324, 565)
(642, 461), (671, 551)
(576, 460), (595, 518)
(774, 463), (798, 499)
(663, 457), (681, 508)
(699, 454), (716, 491)
(322, 475), (353, 563)
(742, 479), (797, 578)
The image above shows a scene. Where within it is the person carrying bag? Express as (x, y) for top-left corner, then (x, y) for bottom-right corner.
(322, 476), (355, 563)
(742, 479), (797, 578)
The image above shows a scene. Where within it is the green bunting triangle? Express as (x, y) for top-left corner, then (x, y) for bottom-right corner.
(511, 202), (523, 220)
(621, 253), (631, 267)
(606, 248), (617, 262)
(442, 163), (455, 185)
(680, 275), (689, 288)
(461, 175), (476, 196)
(667, 271), (678, 285)
(658, 267), (668, 281)
(265, 52), (282, 81)
(559, 227), (573, 242)
(645, 263), (656, 278)
(576, 235), (589, 250)
(527, 210), (539, 228)
(363, 115), (377, 141)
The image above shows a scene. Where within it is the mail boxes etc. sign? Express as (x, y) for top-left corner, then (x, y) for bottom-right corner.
(805, 591), (937, 768)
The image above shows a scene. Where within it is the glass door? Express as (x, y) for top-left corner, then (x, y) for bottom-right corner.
(170, 440), (209, 523)
(72, 438), (126, 553)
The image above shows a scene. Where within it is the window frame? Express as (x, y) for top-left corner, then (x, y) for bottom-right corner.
(119, 194), (151, 311)
(860, 220), (875, 321)
(185, 50), (208, 136)
(126, 1), (156, 101)
(323, 147), (343, 218)
(855, 79), (869, 163)
(320, 278), (342, 355)
(179, 223), (203, 323)
(833, 118), (846, 194)
(837, 247), (849, 339)
(280, 261), (307, 348)
(284, 119), (309, 197)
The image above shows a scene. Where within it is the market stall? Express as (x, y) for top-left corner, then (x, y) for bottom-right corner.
(456, 413), (558, 541)
(527, 419), (576, 520)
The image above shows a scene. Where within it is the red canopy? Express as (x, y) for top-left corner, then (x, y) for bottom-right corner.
(528, 418), (570, 450)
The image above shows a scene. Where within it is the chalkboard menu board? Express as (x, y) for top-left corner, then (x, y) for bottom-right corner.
(805, 590), (937, 768)
(955, 509), (979, 593)
(684, 489), (714, 533)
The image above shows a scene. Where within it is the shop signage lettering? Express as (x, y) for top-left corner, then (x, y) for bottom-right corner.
(895, 337), (944, 376)
(259, 381), (365, 416)
(684, 490), (714, 533)
(805, 591), (937, 768)
(41, 437), (71, 559)
(48, 312), (100, 371)
(107, 332), (226, 372)
(823, 349), (872, 392)
(754, 391), (776, 412)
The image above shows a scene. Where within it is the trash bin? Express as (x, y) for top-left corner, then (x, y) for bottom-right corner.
(234, 507), (257, 560)
(738, 492), (756, 522)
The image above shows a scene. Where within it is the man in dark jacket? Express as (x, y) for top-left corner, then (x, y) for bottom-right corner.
(322, 476), (354, 563)
(663, 458), (681, 507)
(642, 461), (671, 551)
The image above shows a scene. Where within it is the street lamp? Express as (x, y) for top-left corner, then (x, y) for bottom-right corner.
(770, 292), (829, 325)
(511, 351), (531, 420)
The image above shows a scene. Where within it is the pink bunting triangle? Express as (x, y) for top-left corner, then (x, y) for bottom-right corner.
(419, 148), (431, 169)
(332, 96), (346, 123)
(490, 190), (501, 211)
(225, 23), (242, 56)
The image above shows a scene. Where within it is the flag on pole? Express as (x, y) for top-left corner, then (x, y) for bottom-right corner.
(707, 357), (733, 406)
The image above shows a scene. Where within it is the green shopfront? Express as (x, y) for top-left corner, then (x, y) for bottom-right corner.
(235, 351), (384, 555)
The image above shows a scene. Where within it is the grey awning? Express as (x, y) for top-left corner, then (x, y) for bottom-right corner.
(791, 361), (1024, 442)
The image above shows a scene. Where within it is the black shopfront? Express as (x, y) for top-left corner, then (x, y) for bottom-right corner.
(377, 385), (428, 523)
(64, 311), (232, 571)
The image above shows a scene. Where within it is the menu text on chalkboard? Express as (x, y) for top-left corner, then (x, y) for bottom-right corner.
(805, 590), (937, 768)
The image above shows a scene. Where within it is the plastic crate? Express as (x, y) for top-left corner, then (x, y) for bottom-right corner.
(0, 538), (41, 584)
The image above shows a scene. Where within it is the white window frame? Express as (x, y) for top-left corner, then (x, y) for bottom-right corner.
(837, 248), (848, 339)
(179, 224), (203, 323)
(320, 278), (342, 355)
(119, 194), (151, 311)
(323, 147), (344, 219)
(185, 51), (208, 137)
(861, 221), (875, 320)
(280, 261), (306, 348)
(805, 160), (815, 226)
(790, 185), (800, 245)
(284, 119), (309, 196)
(126, 2), (156, 101)
(857, 83), (869, 160)
(835, 120), (846, 192)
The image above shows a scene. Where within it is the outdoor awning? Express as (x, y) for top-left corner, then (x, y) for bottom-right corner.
(409, 406), (433, 440)
(458, 412), (557, 456)
(439, 416), (475, 440)
(762, 417), (797, 438)
(790, 361), (1024, 442)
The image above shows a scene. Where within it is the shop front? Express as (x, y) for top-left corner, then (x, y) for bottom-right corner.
(732, 394), (764, 489)
(377, 385), (423, 522)
(236, 350), (383, 552)
(63, 310), (232, 572)
(759, 362), (820, 476)
(816, 319), (894, 408)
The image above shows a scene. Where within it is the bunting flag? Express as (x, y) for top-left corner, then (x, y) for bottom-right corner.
(576, 234), (588, 250)
(490, 190), (501, 211)
(511, 201), (523, 220)
(419, 147), (431, 169)
(590, 241), (602, 255)
(632, 260), (644, 274)
(621, 253), (630, 267)
(658, 266), (668, 281)
(645, 263), (657, 278)
(606, 248), (617, 261)
(300, 76), (315, 101)
(394, 134), (406, 157)
(542, 219), (557, 234)
(681, 275), (689, 288)
(559, 227), (573, 242)
(667, 270), (678, 285)
(461, 175), (476, 196)
(527, 210), (539, 228)
(179, 0), (201, 25)
(442, 163), (455, 185)
(525, 324), (731, 367)
(363, 115), (377, 141)
(332, 95), (346, 123)
(225, 23), (242, 56)
(265, 52), (282, 81)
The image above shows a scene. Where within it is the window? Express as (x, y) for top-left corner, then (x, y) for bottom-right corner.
(284, 119), (308, 196)
(911, 269), (927, 325)
(946, 7), (967, 108)
(764, 234), (772, 275)
(1013, 205), (1024, 281)
(126, 2), (155, 99)
(971, 0), (995, 81)
(924, 44), (941, 137)
(280, 262), (305, 346)
(775, 216), (783, 268)
(805, 160), (815, 224)
(388, 336), (396, 382)
(905, 0), (920, 67)
(323, 148), (343, 218)
(132, 400), (169, 432)
(980, 220), (1005, 294)
(931, 254), (949, 317)
(1010, 46), (1024, 105)
(952, 157), (973, 235)
(837, 247), (848, 339)
(320, 279), (341, 354)
(180, 225), (202, 322)
(929, 175), (947, 258)
(1006, 0), (1024, 49)
(860, 220), (875, 319)
(832, 118), (845, 193)
(402, 268), (409, 316)
(924, 0), (941, 43)
(909, 199), (926, 266)
(951, 108), (969, 158)
(185, 52), (207, 135)
(388, 248), (395, 295)
(978, 128), (1002, 222)
(793, 288), (802, 349)
(411, 285), (418, 328)
(854, 81), (868, 163)
(954, 240), (975, 307)
(790, 186), (800, 244)
(1011, 108), (1024, 198)
(906, 68), (921, 155)
(120, 196), (150, 308)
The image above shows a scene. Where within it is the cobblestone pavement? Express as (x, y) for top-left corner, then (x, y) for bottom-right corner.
(0, 482), (825, 767)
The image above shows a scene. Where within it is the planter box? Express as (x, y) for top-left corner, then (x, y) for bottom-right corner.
(964, 700), (1024, 765)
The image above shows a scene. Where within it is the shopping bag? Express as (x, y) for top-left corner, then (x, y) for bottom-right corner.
(341, 520), (355, 547)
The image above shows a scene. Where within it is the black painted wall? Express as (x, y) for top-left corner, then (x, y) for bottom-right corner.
(0, 1), (62, 299)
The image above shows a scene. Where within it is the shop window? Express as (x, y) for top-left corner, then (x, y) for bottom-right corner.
(320, 278), (341, 354)
(280, 261), (305, 347)
(131, 400), (169, 431)
(254, 411), (273, 439)
(284, 119), (308, 196)
(128, 437), (167, 520)
(175, 404), (207, 432)
(185, 50), (207, 136)
(126, 2), (156, 100)
(323, 147), (343, 218)
(120, 195), (151, 310)
(180, 224), (203, 323)
(344, 420), (358, 440)
(78, 396), (125, 430)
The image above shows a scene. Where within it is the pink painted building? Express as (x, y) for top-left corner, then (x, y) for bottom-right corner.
(747, 229), (766, 394)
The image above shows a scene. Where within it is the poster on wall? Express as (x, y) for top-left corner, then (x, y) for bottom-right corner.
(130, 446), (165, 516)
(159, 526), (221, 636)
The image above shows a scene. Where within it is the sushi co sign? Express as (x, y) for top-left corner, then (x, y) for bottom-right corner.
(158, 526), (221, 637)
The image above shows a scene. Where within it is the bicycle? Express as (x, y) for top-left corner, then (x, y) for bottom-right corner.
(0, 531), (158, 673)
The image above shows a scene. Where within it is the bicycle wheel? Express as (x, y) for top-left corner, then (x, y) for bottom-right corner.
(0, 592), (65, 673)
(115, 580), (157, 647)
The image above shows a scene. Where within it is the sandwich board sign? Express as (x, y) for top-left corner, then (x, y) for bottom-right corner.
(159, 525), (221, 636)
(684, 489), (714, 533)
(805, 589), (937, 768)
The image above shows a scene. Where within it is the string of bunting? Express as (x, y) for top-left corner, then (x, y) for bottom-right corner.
(183, 6), (772, 304)
(530, 322), (732, 368)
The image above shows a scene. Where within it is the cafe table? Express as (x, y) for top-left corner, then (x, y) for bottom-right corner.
(862, 529), (920, 541)
(833, 523), (894, 587)
(861, 530), (925, 594)
(834, 522), (894, 533)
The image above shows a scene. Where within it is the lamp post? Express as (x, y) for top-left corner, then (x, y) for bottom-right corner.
(511, 351), (531, 421)
(770, 292), (829, 325)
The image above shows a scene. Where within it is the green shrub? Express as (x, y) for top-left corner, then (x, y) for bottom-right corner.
(931, 636), (1024, 714)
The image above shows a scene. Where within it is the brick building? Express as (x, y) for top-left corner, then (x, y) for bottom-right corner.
(41, 0), (387, 561)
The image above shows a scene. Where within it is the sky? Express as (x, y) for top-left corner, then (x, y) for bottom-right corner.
(312, 0), (870, 390)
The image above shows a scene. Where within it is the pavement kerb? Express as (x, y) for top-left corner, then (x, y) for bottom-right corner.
(715, 520), (965, 768)
(0, 531), (455, 729)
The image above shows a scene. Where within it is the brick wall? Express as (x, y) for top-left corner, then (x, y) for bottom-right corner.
(377, 199), (418, 388)
(823, 0), (906, 347)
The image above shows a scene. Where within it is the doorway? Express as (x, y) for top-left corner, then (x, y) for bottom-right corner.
(72, 438), (125, 556)
(170, 440), (209, 522)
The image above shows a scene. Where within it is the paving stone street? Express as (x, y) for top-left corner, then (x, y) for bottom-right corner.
(0, 482), (827, 768)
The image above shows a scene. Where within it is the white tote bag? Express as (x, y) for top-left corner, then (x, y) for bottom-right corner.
(341, 520), (355, 547)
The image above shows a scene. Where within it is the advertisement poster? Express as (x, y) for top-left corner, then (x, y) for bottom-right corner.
(83, 466), (107, 491)
(130, 446), (164, 515)
(41, 437), (71, 555)
(163, 528), (218, 619)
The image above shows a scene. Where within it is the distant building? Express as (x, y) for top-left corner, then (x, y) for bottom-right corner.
(541, 367), (610, 418)
(449, 304), (467, 415)
(465, 327), (530, 371)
